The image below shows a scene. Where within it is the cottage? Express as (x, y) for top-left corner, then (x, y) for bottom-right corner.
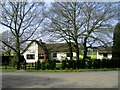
(46, 43), (76, 61)
(96, 47), (112, 59)
(23, 40), (48, 63)
(23, 40), (77, 63)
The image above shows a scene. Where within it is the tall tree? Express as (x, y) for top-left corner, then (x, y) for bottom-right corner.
(0, 2), (45, 69)
(112, 23), (120, 59)
(1, 30), (15, 56)
(46, 2), (116, 60)
(80, 2), (116, 59)
(45, 2), (84, 60)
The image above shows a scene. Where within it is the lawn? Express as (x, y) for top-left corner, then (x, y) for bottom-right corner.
(79, 55), (97, 59)
(1, 65), (120, 72)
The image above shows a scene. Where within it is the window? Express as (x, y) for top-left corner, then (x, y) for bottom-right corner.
(66, 53), (73, 57)
(53, 53), (57, 57)
(39, 54), (44, 59)
(66, 53), (70, 57)
(103, 53), (108, 57)
(27, 54), (35, 59)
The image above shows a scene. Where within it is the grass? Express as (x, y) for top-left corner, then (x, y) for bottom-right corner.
(25, 68), (120, 72)
(0, 65), (17, 72)
(79, 55), (97, 59)
(1, 65), (120, 72)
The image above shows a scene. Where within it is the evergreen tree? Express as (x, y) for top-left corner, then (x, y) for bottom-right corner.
(112, 23), (120, 59)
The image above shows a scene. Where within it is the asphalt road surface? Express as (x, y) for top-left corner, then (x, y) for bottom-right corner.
(2, 71), (119, 88)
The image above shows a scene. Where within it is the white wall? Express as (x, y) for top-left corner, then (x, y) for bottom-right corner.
(50, 52), (76, 61)
(107, 54), (112, 59)
(97, 51), (103, 59)
(23, 42), (38, 63)
(97, 51), (112, 59)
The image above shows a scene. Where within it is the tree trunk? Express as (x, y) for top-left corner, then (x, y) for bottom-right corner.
(8, 49), (11, 56)
(83, 46), (88, 59)
(83, 37), (88, 59)
(74, 40), (79, 61)
(16, 36), (21, 70)
(68, 42), (73, 60)
(76, 47), (79, 61)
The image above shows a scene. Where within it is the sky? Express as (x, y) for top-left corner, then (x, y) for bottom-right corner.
(0, 0), (119, 2)
(0, 1), (119, 47)
(0, 1), (119, 33)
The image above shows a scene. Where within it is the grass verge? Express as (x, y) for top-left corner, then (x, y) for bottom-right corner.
(2, 68), (119, 72)
(25, 68), (120, 72)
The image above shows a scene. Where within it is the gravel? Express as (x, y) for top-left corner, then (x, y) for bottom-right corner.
(2, 71), (118, 88)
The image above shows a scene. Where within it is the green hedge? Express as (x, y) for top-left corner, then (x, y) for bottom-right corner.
(34, 59), (120, 70)
(4, 59), (119, 70)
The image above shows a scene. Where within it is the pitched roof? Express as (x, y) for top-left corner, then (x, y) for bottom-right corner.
(22, 40), (48, 54)
(97, 47), (112, 54)
(46, 43), (76, 52)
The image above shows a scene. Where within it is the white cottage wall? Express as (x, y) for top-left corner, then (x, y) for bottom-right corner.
(97, 50), (112, 59)
(23, 42), (38, 63)
(51, 52), (76, 61)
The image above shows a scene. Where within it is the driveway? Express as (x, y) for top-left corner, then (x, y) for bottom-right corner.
(2, 71), (119, 88)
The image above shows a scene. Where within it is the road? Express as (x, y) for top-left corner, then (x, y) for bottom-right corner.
(2, 71), (119, 88)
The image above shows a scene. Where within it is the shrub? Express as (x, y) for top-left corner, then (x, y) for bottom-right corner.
(76, 60), (82, 69)
(41, 61), (46, 70)
(36, 60), (41, 70)
(67, 60), (72, 69)
(67, 60), (76, 69)
(93, 59), (101, 69)
(10, 56), (16, 66)
(48, 61), (56, 70)
(87, 59), (93, 69)
(56, 63), (61, 70)
(73, 60), (76, 69)
(101, 59), (107, 68)
(81, 60), (86, 69)
(61, 60), (67, 69)
(111, 58), (120, 68)
(105, 59), (111, 68)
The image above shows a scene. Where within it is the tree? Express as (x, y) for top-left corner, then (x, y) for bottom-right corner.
(46, 2), (116, 60)
(0, 2), (45, 69)
(1, 30), (15, 56)
(45, 2), (84, 60)
(80, 2), (116, 59)
(112, 23), (120, 59)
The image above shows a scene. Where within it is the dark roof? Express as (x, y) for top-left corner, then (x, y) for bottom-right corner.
(97, 47), (112, 54)
(23, 40), (48, 54)
(46, 43), (76, 52)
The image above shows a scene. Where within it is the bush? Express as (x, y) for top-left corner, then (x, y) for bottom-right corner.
(56, 63), (61, 70)
(48, 61), (56, 70)
(61, 60), (67, 69)
(10, 56), (17, 66)
(41, 61), (46, 70)
(105, 59), (111, 68)
(55, 60), (60, 63)
(76, 60), (82, 69)
(87, 59), (93, 69)
(81, 60), (86, 69)
(101, 59), (107, 68)
(36, 60), (41, 70)
(67, 60), (72, 69)
(93, 59), (101, 69)
(67, 60), (76, 69)
(110, 58), (120, 68)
